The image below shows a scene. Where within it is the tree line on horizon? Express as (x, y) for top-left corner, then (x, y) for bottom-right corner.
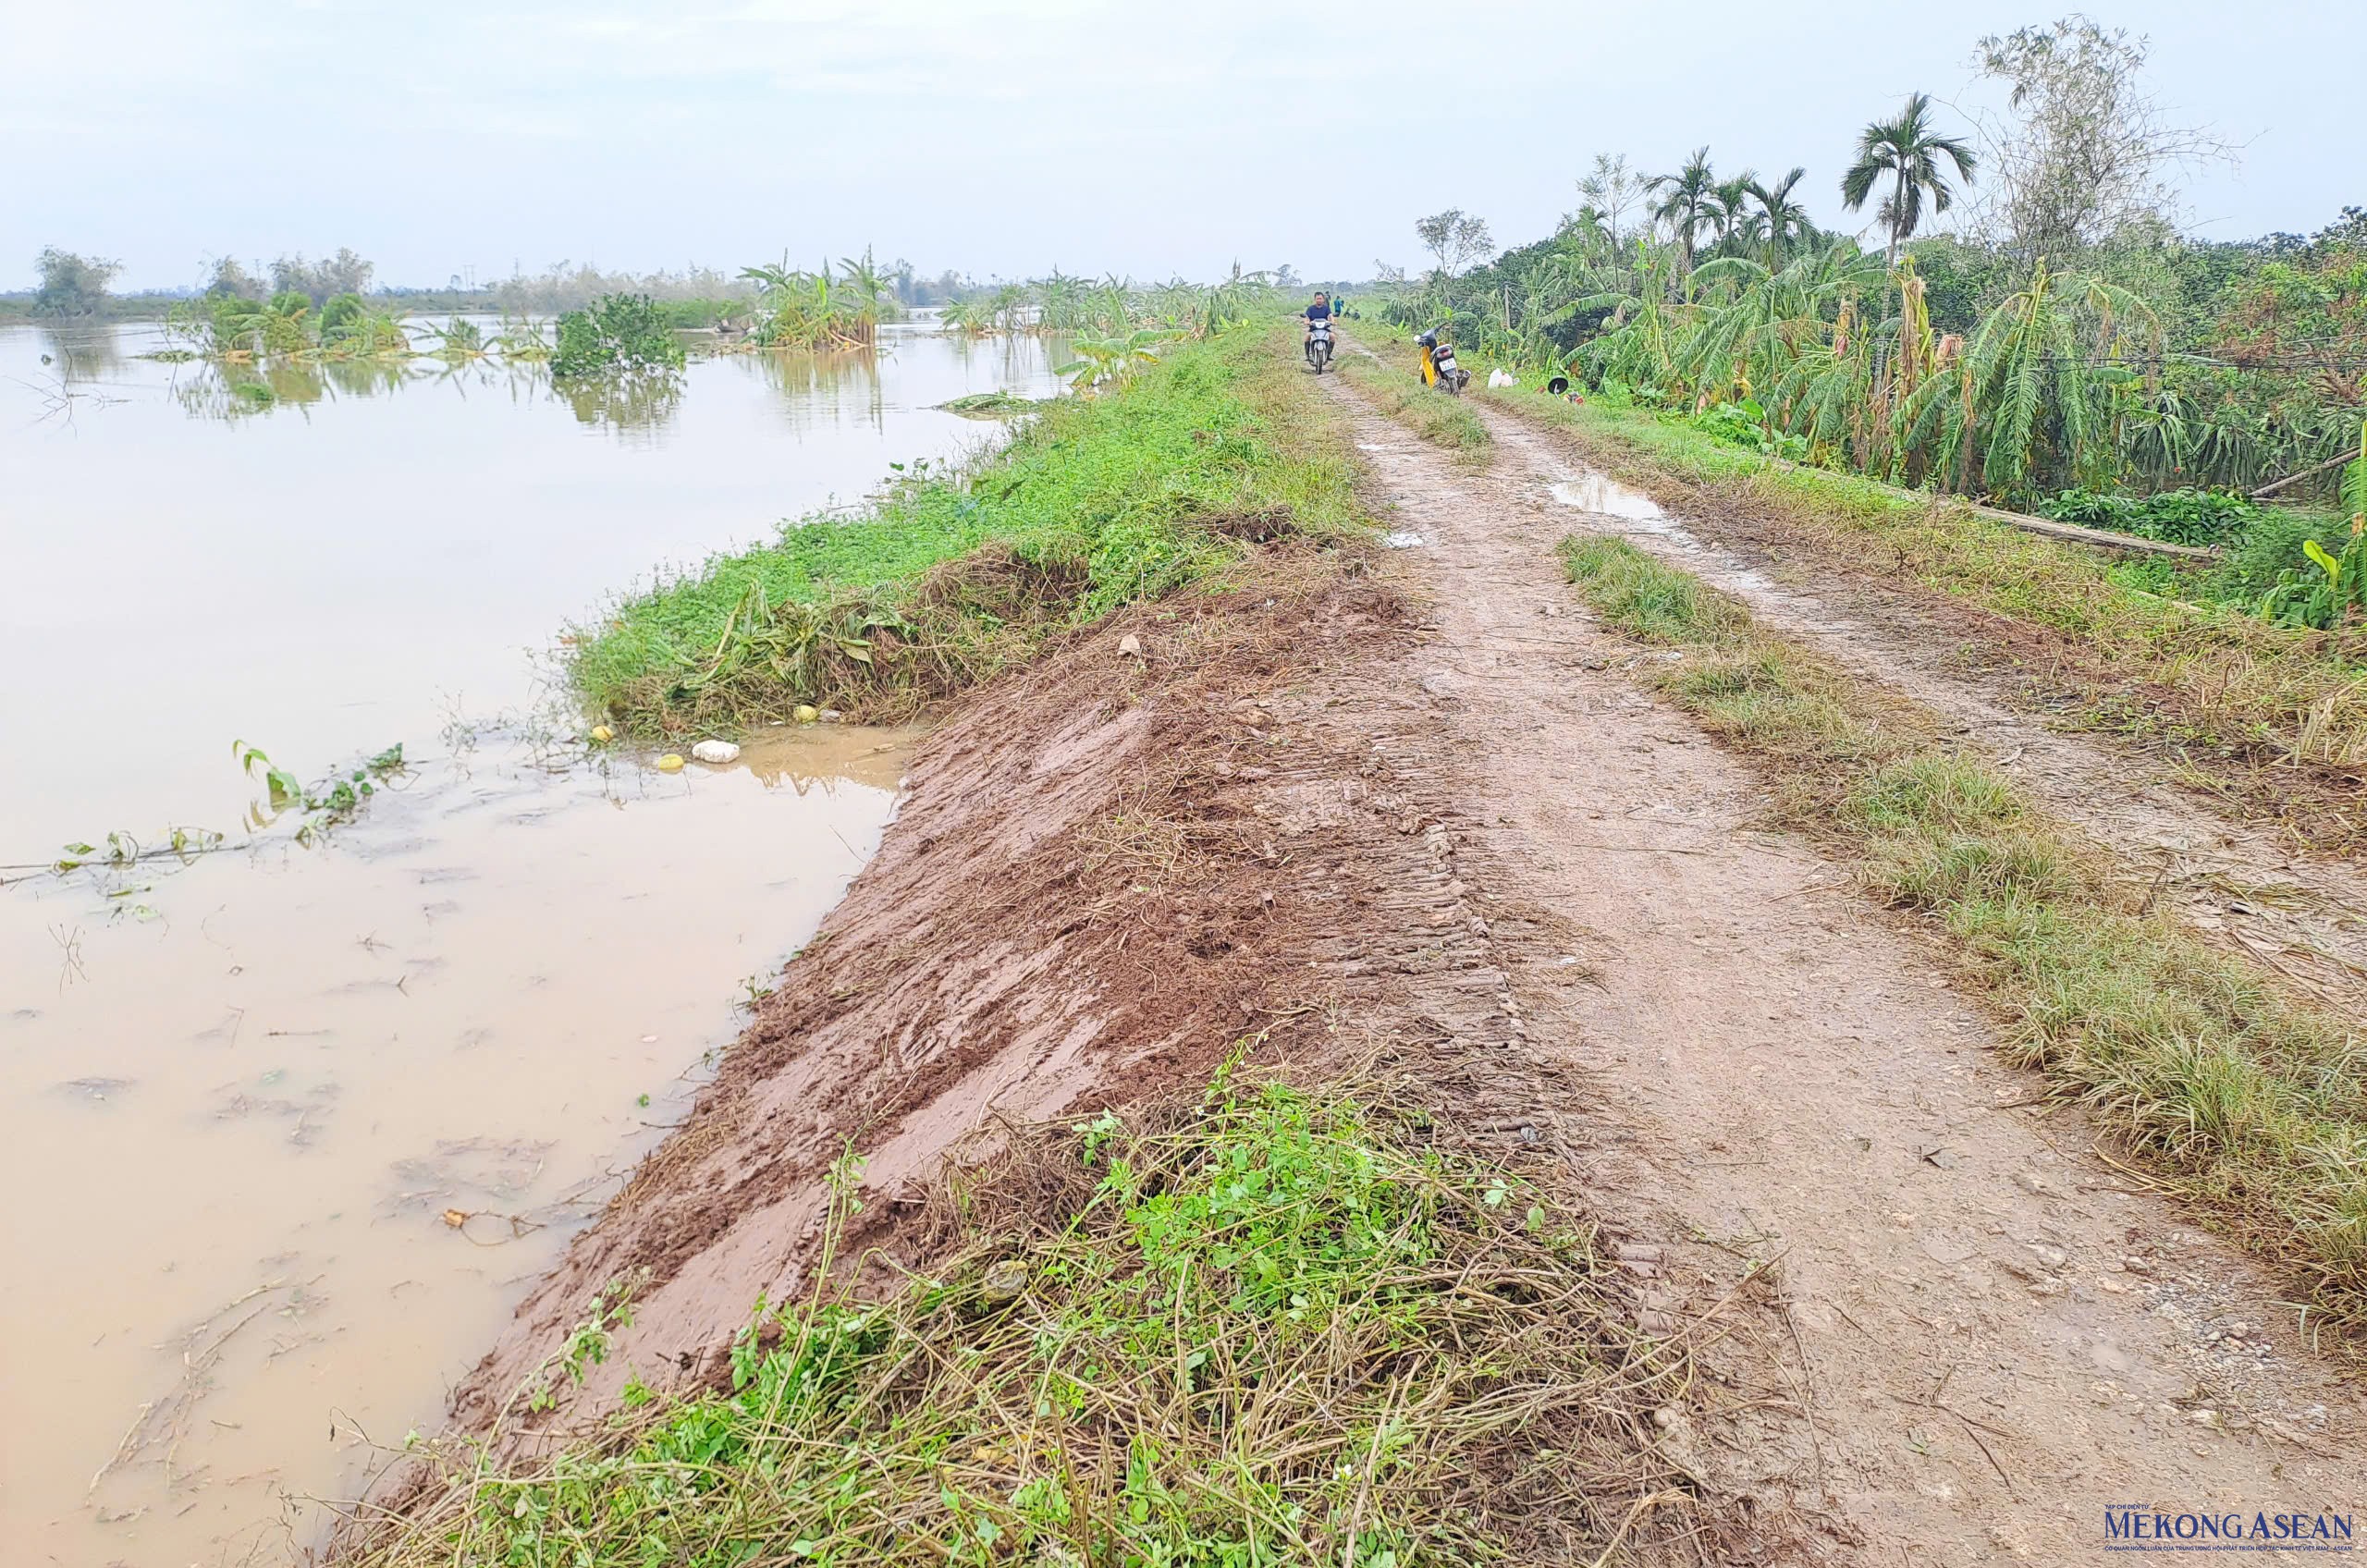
(1376, 17), (2361, 528)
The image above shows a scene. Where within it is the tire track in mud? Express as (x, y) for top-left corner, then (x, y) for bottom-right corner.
(1318, 361), (2366, 1565)
(1478, 404), (2367, 1014)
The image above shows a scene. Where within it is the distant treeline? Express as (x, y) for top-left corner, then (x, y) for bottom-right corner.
(4, 248), (1002, 323)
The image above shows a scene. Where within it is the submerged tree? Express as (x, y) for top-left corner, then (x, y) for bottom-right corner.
(204, 255), (264, 300)
(1842, 92), (1977, 267)
(31, 248), (121, 317)
(552, 293), (687, 377)
(270, 248), (375, 305)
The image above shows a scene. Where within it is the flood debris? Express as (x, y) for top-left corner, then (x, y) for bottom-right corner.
(88, 1275), (325, 1500)
(55, 1075), (135, 1103)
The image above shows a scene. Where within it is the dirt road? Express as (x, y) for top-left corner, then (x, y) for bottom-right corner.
(1478, 410), (2367, 1014)
(1317, 361), (2363, 1561)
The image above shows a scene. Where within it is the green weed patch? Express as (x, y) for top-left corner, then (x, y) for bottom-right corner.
(346, 1071), (1705, 1566)
(570, 326), (1364, 734)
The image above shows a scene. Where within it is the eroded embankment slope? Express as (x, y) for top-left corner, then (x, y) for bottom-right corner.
(447, 547), (1400, 1422)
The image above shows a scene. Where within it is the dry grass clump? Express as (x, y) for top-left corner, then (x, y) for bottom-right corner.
(1335, 351), (1495, 468)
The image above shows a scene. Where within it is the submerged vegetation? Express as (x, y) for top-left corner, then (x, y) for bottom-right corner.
(738, 252), (895, 349)
(1559, 531), (2367, 1326)
(936, 269), (1275, 343)
(345, 1068), (1709, 1567)
(551, 293), (687, 377)
(570, 323), (1359, 732)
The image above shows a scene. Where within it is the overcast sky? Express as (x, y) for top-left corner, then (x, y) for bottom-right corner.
(6, 1), (2357, 292)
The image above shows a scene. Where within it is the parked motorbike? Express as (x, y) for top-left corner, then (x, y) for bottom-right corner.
(1417, 331), (1469, 394)
(1305, 316), (1333, 374)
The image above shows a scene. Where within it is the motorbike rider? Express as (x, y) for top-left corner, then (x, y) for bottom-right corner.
(1303, 290), (1331, 345)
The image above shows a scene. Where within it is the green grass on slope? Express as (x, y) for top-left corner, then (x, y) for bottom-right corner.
(1562, 532), (2367, 1328)
(346, 1071), (1704, 1567)
(570, 325), (1363, 734)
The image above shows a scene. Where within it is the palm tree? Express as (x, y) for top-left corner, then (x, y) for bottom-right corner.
(1706, 172), (1760, 257)
(1646, 147), (1718, 285)
(1841, 93), (1977, 267)
(1750, 167), (1813, 264)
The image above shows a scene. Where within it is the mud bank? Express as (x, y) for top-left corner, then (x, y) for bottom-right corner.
(350, 506), (1835, 1562)
(425, 542), (1404, 1425)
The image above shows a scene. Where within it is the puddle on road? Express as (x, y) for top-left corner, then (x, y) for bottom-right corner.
(1548, 472), (1666, 522)
(1548, 469), (1783, 597)
(0, 723), (919, 1564)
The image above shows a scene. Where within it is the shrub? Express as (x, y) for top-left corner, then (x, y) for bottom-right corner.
(552, 293), (687, 377)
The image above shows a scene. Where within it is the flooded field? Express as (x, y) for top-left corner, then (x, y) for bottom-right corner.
(0, 320), (1061, 1563)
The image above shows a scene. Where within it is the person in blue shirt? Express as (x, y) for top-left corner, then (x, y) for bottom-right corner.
(1303, 291), (1331, 349)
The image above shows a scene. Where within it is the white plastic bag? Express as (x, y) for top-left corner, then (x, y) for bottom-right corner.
(1487, 368), (1516, 388)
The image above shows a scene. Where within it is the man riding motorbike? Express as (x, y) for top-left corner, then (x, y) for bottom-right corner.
(1303, 290), (1335, 372)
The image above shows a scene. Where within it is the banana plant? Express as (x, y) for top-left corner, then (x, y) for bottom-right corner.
(1054, 328), (1180, 391)
(1899, 262), (2161, 501)
(2269, 426), (2367, 628)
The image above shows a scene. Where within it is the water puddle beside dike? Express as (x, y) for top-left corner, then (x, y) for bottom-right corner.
(1548, 472), (1667, 523)
(0, 318), (1049, 1563)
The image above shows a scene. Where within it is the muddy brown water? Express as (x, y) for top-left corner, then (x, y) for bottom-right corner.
(0, 320), (1058, 1563)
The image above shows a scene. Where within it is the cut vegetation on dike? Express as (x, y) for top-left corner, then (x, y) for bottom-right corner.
(346, 1071), (1707, 1567)
(570, 327), (1362, 734)
(1558, 529), (2367, 1324)
(1486, 386), (2367, 803)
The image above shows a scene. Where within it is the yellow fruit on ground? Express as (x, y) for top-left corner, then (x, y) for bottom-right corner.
(793, 704), (820, 724)
(656, 753), (685, 772)
(590, 725), (615, 743)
